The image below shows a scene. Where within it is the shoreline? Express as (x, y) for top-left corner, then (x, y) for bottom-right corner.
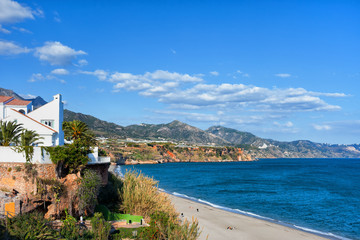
(168, 193), (332, 240)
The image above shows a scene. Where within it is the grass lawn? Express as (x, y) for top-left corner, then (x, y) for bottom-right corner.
(95, 205), (143, 223)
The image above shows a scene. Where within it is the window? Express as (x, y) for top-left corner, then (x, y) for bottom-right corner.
(41, 120), (54, 128)
(19, 109), (25, 114)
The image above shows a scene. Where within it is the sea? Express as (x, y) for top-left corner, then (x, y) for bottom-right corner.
(120, 158), (360, 240)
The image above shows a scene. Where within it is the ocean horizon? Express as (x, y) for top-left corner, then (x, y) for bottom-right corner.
(121, 158), (360, 240)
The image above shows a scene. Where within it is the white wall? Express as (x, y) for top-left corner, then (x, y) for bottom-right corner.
(28, 94), (64, 146)
(5, 110), (56, 146)
(0, 146), (52, 164)
(0, 146), (110, 165)
(0, 104), (4, 119)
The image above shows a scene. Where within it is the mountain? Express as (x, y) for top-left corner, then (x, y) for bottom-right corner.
(207, 126), (360, 158)
(25, 96), (47, 109)
(125, 120), (228, 145)
(63, 109), (127, 138)
(63, 110), (227, 145)
(206, 126), (266, 147)
(0, 87), (24, 100)
(0, 87), (47, 109)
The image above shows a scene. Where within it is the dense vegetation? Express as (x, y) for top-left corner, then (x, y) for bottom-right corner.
(0, 171), (201, 240)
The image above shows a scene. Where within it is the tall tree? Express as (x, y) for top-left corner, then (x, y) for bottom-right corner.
(0, 120), (23, 146)
(63, 120), (96, 145)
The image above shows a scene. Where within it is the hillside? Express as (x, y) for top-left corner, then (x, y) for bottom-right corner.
(64, 109), (127, 138)
(125, 120), (228, 145)
(207, 126), (360, 158)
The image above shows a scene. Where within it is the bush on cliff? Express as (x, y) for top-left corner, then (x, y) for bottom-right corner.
(121, 171), (200, 240)
(47, 138), (91, 178)
(77, 169), (102, 216)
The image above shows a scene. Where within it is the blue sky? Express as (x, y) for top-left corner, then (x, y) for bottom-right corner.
(0, 0), (359, 144)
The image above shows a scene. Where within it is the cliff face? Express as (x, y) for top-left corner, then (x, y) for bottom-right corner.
(100, 141), (253, 165)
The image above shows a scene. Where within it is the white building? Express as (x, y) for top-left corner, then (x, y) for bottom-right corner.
(0, 94), (64, 146)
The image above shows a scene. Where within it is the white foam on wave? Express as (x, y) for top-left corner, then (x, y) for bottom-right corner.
(114, 165), (124, 178)
(293, 225), (352, 240)
(172, 192), (199, 202)
(170, 191), (348, 240)
(234, 209), (274, 221)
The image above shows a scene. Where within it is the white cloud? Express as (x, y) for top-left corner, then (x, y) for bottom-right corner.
(0, 40), (29, 55)
(20, 93), (36, 99)
(29, 73), (45, 82)
(80, 69), (108, 80)
(105, 69), (346, 114)
(76, 59), (88, 66)
(210, 71), (219, 76)
(34, 41), (86, 65)
(109, 70), (203, 96)
(0, 24), (10, 33)
(144, 70), (203, 82)
(53, 11), (61, 23)
(313, 124), (332, 131)
(159, 84), (343, 112)
(274, 121), (294, 127)
(313, 120), (360, 133)
(0, 0), (34, 23)
(242, 73), (250, 77)
(275, 73), (291, 78)
(51, 68), (69, 75)
(12, 26), (32, 33)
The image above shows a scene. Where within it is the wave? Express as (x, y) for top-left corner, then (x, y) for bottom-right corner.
(169, 191), (348, 240)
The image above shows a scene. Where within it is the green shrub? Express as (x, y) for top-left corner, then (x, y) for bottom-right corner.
(47, 138), (92, 177)
(98, 173), (123, 212)
(90, 212), (111, 240)
(111, 227), (147, 239)
(60, 210), (92, 240)
(77, 169), (102, 216)
(6, 212), (59, 239)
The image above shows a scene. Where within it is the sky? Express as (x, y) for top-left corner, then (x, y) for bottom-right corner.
(0, 0), (359, 144)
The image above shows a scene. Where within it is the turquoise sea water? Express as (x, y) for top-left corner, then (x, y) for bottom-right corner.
(121, 159), (360, 240)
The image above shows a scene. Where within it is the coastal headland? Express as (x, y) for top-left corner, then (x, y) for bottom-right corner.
(169, 194), (328, 240)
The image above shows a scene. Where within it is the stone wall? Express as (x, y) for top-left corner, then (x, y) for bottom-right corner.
(0, 162), (109, 195)
(0, 162), (110, 217)
(86, 163), (110, 185)
(0, 163), (56, 195)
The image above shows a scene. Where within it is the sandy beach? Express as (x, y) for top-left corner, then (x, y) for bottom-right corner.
(169, 195), (329, 240)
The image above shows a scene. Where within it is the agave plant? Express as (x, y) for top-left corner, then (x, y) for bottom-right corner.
(0, 120), (23, 146)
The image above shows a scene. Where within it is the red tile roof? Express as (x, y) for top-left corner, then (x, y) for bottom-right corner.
(6, 99), (32, 106)
(0, 96), (13, 103)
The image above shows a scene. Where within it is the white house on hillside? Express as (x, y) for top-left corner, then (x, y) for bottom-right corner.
(0, 94), (64, 146)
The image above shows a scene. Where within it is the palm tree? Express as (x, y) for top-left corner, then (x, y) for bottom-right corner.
(63, 120), (89, 140)
(62, 120), (96, 145)
(0, 120), (23, 146)
(19, 129), (43, 146)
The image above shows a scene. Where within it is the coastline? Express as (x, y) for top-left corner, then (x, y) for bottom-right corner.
(168, 194), (330, 240)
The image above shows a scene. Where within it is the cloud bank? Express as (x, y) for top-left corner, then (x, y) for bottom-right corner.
(35, 41), (86, 65)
